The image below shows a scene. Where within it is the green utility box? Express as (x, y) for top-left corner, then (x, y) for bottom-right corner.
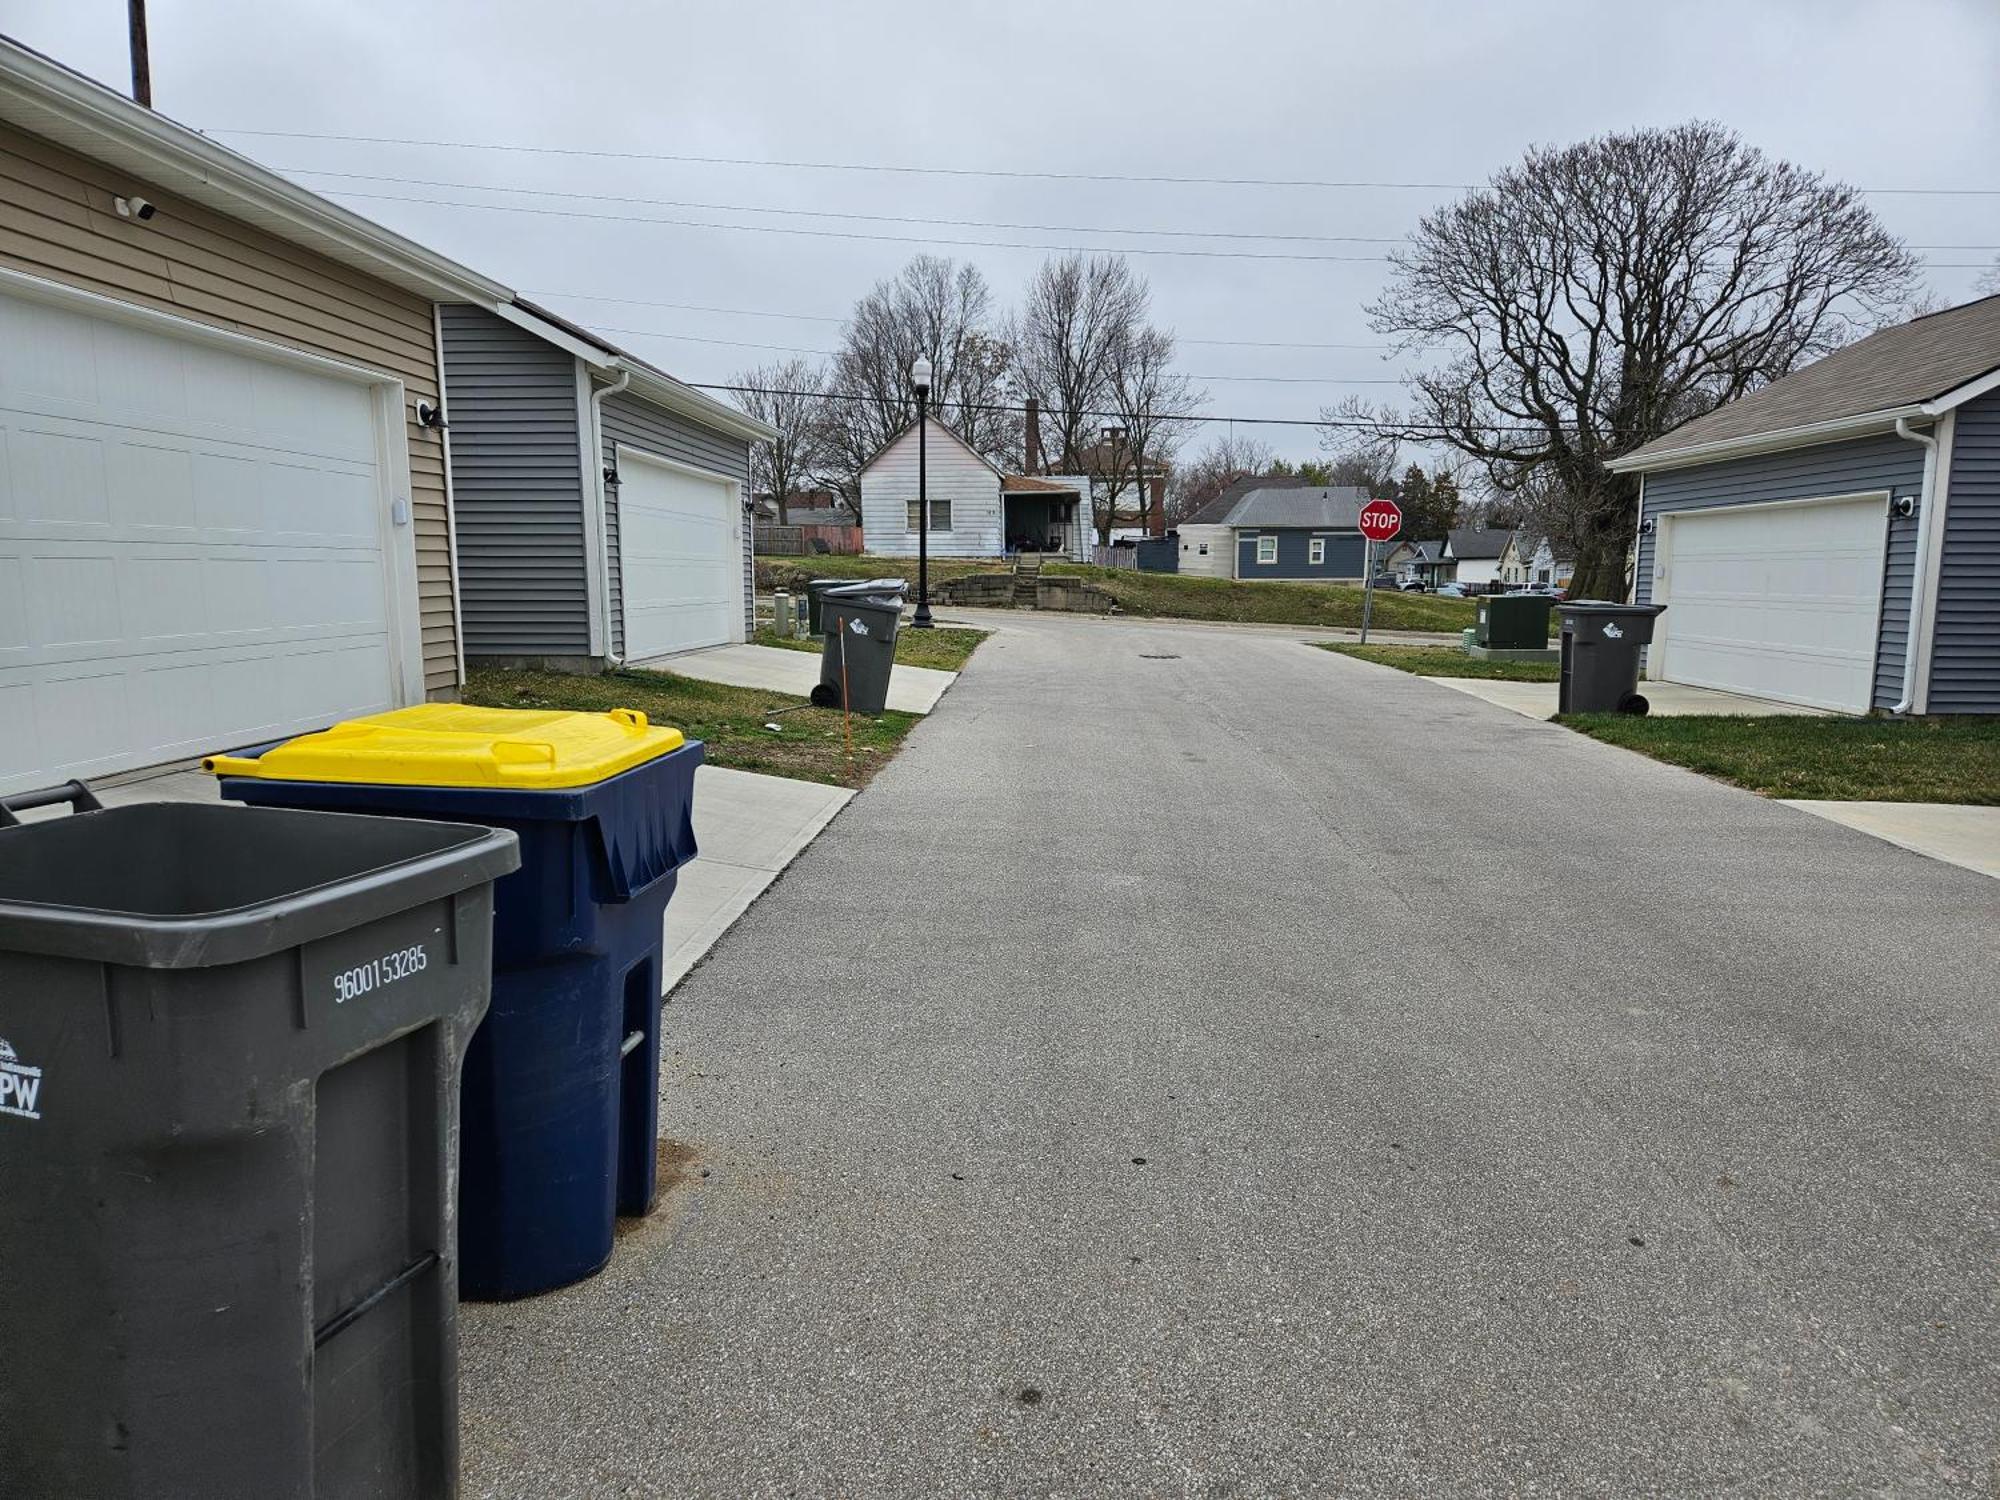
(1477, 594), (1554, 649)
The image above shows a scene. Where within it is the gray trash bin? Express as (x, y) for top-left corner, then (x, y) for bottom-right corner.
(805, 577), (852, 636)
(1558, 601), (1667, 714)
(814, 580), (908, 714)
(0, 785), (519, 1500)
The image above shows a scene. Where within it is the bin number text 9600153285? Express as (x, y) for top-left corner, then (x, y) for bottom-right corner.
(333, 944), (430, 1005)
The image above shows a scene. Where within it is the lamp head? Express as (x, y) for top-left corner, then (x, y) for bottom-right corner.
(910, 356), (933, 395)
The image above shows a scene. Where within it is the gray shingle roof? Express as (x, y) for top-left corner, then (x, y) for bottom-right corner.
(1623, 294), (2000, 464)
(1187, 484), (1368, 529)
(1446, 526), (1512, 560)
(1182, 473), (1309, 526)
(1232, 486), (1368, 528)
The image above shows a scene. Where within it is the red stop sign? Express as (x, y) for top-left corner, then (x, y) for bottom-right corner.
(1358, 498), (1403, 542)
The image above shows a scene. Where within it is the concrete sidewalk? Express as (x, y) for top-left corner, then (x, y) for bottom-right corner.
(655, 642), (956, 714)
(664, 766), (851, 990)
(938, 602), (1461, 648)
(1782, 798), (2000, 880)
(34, 760), (849, 988)
(1419, 674), (1821, 718)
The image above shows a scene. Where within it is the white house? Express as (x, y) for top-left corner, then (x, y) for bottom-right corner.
(1442, 526), (1512, 589)
(1527, 537), (1573, 589)
(858, 418), (1089, 560)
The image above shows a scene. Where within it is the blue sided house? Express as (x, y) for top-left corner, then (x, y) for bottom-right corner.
(1176, 480), (1370, 581)
(1611, 295), (2000, 715)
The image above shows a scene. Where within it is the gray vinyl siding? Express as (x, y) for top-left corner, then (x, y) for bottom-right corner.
(1234, 528), (1366, 579)
(438, 306), (590, 656)
(1635, 434), (1925, 711)
(599, 391), (754, 657)
(1930, 390), (2000, 711)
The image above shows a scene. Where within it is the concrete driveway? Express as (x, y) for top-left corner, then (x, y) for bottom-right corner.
(460, 611), (1999, 1497)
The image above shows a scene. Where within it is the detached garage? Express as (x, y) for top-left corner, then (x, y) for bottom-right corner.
(1614, 295), (2000, 716)
(438, 303), (776, 671)
(0, 37), (515, 794)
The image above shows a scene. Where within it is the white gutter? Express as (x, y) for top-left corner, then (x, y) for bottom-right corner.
(613, 358), (778, 444)
(0, 39), (510, 304)
(589, 371), (631, 665)
(1891, 416), (1939, 714)
(1608, 405), (1929, 475)
(431, 305), (468, 688)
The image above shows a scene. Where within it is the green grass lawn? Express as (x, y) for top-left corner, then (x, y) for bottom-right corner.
(752, 624), (987, 673)
(757, 553), (1492, 634)
(1318, 643), (1562, 682)
(464, 666), (919, 790)
(1561, 714), (2000, 804)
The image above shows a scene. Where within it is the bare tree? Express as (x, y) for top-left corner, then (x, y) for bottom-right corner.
(1168, 430), (1275, 524)
(1367, 122), (1919, 598)
(1012, 253), (1148, 472)
(1317, 394), (1404, 497)
(1977, 257), (2000, 297)
(729, 357), (826, 524)
(816, 255), (1016, 504)
(1094, 326), (1205, 542)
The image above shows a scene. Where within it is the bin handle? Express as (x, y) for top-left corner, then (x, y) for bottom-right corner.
(0, 779), (104, 829)
(608, 708), (649, 732)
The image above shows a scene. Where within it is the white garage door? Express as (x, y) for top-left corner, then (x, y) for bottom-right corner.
(0, 285), (410, 795)
(1657, 496), (1887, 713)
(617, 449), (742, 660)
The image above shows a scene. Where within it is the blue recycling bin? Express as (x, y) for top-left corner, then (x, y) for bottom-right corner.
(210, 705), (702, 1300)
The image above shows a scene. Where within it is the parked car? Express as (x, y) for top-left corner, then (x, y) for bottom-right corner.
(1399, 578), (1429, 591)
(1435, 583), (1469, 598)
(1368, 574), (1400, 590)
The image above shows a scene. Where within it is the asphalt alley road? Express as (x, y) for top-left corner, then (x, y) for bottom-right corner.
(460, 612), (2000, 1498)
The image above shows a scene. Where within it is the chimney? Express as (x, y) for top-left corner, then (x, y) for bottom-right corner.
(1148, 474), (1165, 535)
(1023, 397), (1042, 474)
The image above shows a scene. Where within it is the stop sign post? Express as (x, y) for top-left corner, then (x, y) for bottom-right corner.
(1357, 498), (1403, 643)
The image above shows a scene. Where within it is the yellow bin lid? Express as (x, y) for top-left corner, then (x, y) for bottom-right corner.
(204, 704), (685, 790)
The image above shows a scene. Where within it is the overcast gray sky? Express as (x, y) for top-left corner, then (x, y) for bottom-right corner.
(11, 0), (1999, 463)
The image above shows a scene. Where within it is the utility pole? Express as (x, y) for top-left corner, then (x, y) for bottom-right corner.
(127, 0), (152, 106)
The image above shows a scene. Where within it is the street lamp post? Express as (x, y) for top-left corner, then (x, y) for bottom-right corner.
(911, 355), (935, 629)
(1101, 424), (1127, 545)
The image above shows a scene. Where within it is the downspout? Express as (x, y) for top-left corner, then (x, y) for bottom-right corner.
(1891, 416), (1938, 714)
(590, 369), (631, 665)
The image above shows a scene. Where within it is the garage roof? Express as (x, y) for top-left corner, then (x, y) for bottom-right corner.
(0, 35), (776, 446)
(1614, 295), (2000, 473)
(0, 35), (508, 304)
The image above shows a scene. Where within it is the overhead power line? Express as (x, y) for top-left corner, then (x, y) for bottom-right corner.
(681, 381), (1539, 434)
(215, 127), (2000, 196)
(308, 187), (1400, 262)
(527, 290), (1411, 350)
(278, 167), (1413, 245)
(589, 323), (1409, 383)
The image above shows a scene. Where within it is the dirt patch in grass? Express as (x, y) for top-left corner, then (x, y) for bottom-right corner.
(464, 666), (919, 791)
(1561, 713), (2000, 803)
(1319, 643), (1561, 682)
(752, 624), (987, 673)
(757, 553), (1496, 635)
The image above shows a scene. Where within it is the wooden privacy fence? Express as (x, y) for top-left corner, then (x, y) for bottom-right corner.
(758, 523), (864, 555)
(1090, 546), (1139, 570)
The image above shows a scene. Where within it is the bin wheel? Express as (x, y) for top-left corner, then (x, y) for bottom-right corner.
(1618, 692), (1650, 716)
(809, 682), (841, 708)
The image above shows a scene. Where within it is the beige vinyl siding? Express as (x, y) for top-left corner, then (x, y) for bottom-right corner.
(0, 122), (461, 694)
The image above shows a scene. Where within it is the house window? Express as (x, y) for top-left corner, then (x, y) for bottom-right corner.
(1308, 537), (1326, 566)
(906, 498), (952, 531)
(1537, 568), (1551, 584)
(1198, 543), (1209, 555)
(1255, 535), (1278, 565)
